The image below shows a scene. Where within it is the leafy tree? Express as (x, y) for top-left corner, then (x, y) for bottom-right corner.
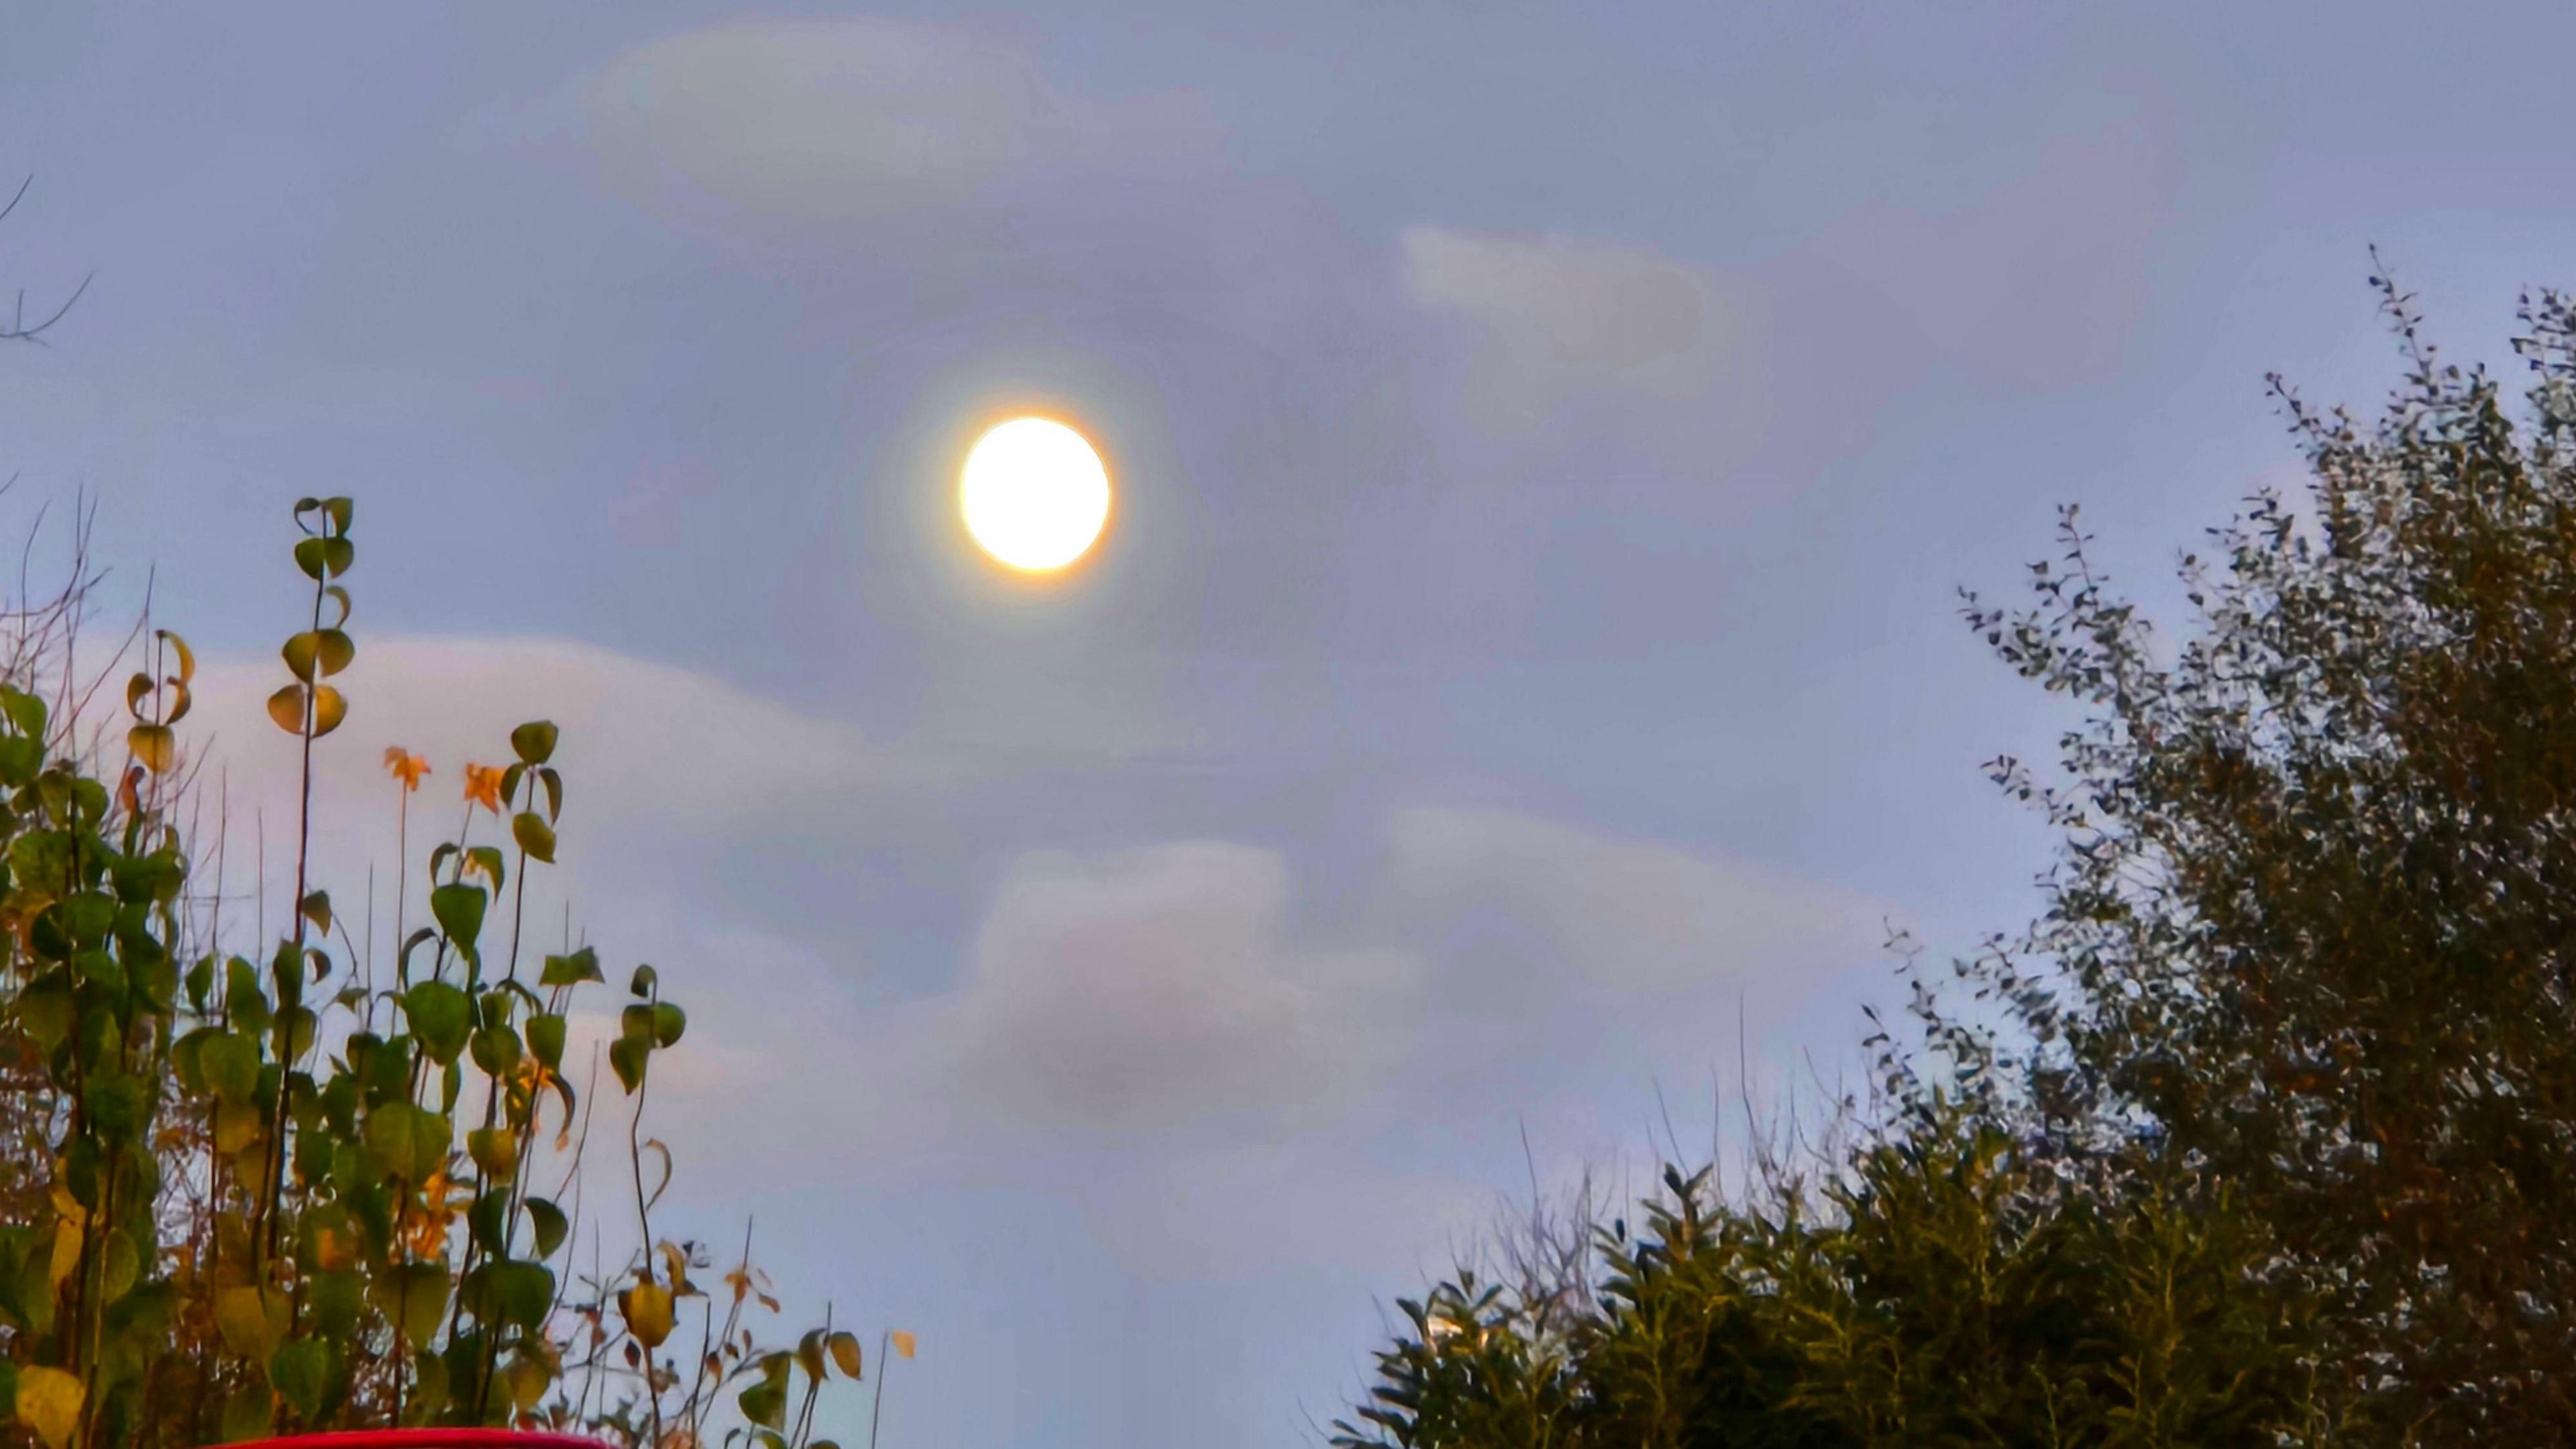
(1943, 270), (2576, 1438)
(1345, 272), (2576, 1444)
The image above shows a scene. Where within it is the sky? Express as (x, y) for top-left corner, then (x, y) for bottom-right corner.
(7, 3), (2576, 1444)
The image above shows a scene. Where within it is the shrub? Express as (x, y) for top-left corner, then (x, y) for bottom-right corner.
(0, 500), (906, 1449)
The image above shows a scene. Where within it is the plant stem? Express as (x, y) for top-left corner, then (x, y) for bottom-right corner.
(867, 1332), (889, 1449)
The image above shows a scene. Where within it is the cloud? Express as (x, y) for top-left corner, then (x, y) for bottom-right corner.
(627, 804), (1888, 1164)
(157, 626), (1892, 1287)
(1404, 229), (1724, 383)
(1399, 227), (1768, 465)
(582, 18), (1216, 244)
(884, 842), (1424, 1144)
(184, 634), (912, 835)
(1386, 806), (1886, 1002)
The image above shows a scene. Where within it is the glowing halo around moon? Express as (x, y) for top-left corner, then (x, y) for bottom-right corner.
(959, 417), (1112, 573)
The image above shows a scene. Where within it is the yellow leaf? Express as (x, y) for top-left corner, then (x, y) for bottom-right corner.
(101, 1230), (139, 1302)
(657, 1241), (699, 1298)
(619, 1281), (676, 1350)
(16, 1366), (84, 1449)
(214, 1100), (262, 1157)
(311, 685), (347, 737)
(504, 1355), (552, 1415)
(266, 684), (307, 734)
(828, 1330), (863, 1380)
(48, 1221), (82, 1291)
(160, 628), (195, 684)
(891, 1330), (916, 1360)
(127, 723), (176, 773)
(213, 1284), (288, 1362)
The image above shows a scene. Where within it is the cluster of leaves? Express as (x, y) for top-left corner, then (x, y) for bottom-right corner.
(1344, 274), (2576, 1445)
(1341, 1113), (2326, 1449)
(0, 499), (913, 1449)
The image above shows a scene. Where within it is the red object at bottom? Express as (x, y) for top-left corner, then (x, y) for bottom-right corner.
(225, 1433), (613, 1449)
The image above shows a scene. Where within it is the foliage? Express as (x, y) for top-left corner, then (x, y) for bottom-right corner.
(0, 500), (911, 1449)
(1340, 1110), (2324, 1449)
(1344, 273), (2576, 1444)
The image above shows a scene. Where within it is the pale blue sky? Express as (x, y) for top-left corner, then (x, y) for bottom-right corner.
(7, 4), (2576, 1445)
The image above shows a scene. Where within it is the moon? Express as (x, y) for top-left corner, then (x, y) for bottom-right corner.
(959, 417), (1112, 573)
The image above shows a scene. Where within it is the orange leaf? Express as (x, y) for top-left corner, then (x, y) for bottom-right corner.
(384, 747), (431, 790)
(462, 763), (506, 814)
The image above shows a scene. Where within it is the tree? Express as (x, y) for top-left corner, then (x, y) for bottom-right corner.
(1344, 270), (2576, 1445)
(1947, 270), (2576, 1438)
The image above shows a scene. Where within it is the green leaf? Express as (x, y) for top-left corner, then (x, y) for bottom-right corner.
(539, 947), (602, 987)
(405, 1350), (448, 1424)
(403, 980), (473, 1065)
(280, 629), (355, 683)
(226, 956), (272, 1032)
(467, 1126), (520, 1181)
(651, 1002), (687, 1048)
(527, 1012), (566, 1070)
(200, 1032), (260, 1106)
(738, 1354), (791, 1430)
(430, 882), (487, 958)
(270, 1338), (328, 1421)
(469, 1024), (522, 1078)
(82, 1073), (150, 1142)
(13, 974), (73, 1053)
(609, 1034), (651, 1095)
(1, 686), (47, 740)
(307, 1269), (364, 1336)
(218, 1379), (273, 1444)
(621, 1003), (653, 1040)
(60, 891), (113, 947)
(513, 810), (556, 864)
(214, 1284), (290, 1362)
(631, 963), (657, 998)
(369, 1262), (450, 1348)
(491, 1259), (555, 1332)
(511, 720), (559, 765)
(538, 766), (562, 820)
(364, 1104), (446, 1182)
(299, 889), (331, 935)
(397, 926), (438, 983)
(524, 1197), (569, 1258)
(296, 535), (355, 579)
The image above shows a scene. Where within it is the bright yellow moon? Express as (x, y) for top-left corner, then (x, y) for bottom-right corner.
(959, 417), (1111, 572)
